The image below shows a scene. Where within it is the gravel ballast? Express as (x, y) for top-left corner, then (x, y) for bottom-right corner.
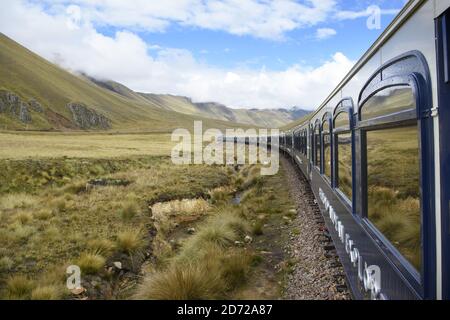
(281, 156), (351, 300)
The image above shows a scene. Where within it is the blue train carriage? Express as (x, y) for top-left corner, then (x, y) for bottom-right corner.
(280, 0), (450, 300)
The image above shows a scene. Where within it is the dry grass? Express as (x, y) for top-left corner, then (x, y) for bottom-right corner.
(30, 285), (61, 300)
(0, 257), (14, 272)
(0, 133), (174, 159)
(0, 152), (229, 299)
(152, 198), (210, 217)
(119, 201), (139, 221)
(0, 193), (38, 210)
(13, 211), (33, 225)
(116, 229), (145, 254)
(76, 252), (106, 275)
(87, 239), (116, 256)
(3, 275), (35, 300)
(135, 263), (225, 300)
(151, 198), (211, 236)
(136, 205), (252, 300)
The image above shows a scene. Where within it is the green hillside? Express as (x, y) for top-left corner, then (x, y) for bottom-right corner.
(0, 33), (253, 132)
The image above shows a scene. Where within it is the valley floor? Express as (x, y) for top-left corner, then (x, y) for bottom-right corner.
(0, 132), (300, 300)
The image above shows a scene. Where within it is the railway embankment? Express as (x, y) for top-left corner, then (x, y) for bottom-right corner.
(281, 157), (351, 300)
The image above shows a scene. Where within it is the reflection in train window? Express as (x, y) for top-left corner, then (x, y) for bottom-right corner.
(315, 125), (321, 169)
(361, 86), (415, 121)
(334, 112), (350, 129)
(323, 120), (331, 180)
(336, 133), (352, 200)
(366, 125), (421, 271)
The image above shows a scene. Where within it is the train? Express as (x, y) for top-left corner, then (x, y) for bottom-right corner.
(278, 0), (450, 300)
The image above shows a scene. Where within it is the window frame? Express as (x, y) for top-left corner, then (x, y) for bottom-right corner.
(313, 119), (322, 171)
(332, 98), (355, 209)
(357, 70), (434, 297)
(321, 113), (333, 184)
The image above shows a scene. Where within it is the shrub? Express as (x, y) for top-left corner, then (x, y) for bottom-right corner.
(4, 275), (35, 300)
(76, 252), (105, 275)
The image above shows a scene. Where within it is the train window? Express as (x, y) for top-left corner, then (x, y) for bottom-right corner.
(361, 86), (415, 121)
(334, 112), (350, 129)
(314, 124), (321, 169)
(333, 108), (352, 202)
(366, 125), (421, 270)
(303, 130), (307, 155)
(322, 119), (331, 180)
(336, 132), (352, 200)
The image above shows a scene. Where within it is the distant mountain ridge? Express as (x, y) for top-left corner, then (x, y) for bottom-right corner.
(87, 75), (310, 128)
(0, 33), (309, 131)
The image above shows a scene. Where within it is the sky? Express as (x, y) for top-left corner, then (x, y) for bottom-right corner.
(0, 0), (408, 110)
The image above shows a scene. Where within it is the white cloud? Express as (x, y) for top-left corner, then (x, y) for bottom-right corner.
(22, 0), (338, 40)
(0, 0), (354, 110)
(315, 28), (337, 40)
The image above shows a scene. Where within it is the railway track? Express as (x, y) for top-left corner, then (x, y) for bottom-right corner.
(281, 156), (350, 300)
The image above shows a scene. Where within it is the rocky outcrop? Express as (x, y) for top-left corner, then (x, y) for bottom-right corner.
(28, 99), (44, 113)
(0, 90), (32, 123)
(67, 103), (111, 129)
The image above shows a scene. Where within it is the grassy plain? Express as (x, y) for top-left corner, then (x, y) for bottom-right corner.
(0, 131), (294, 300)
(0, 132), (174, 159)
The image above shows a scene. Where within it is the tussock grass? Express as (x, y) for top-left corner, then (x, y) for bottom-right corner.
(0, 154), (230, 299)
(135, 263), (225, 300)
(119, 201), (139, 221)
(209, 186), (235, 204)
(152, 198), (210, 217)
(30, 285), (62, 300)
(136, 209), (252, 299)
(0, 256), (14, 272)
(33, 209), (53, 221)
(4, 275), (35, 300)
(76, 252), (106, 275)
(13, 211), (33, 225)
(42, 226), (60, 241)
(87, 238), (116, 256)
(9, 223), (36, 240)
(0, 193), (38, 210)
(151, 198), (212, 239)
(116, 229), (145, 254)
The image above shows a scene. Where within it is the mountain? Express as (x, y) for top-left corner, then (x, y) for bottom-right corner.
(88, 77), (310, 128)
(0, 33), (309, 131)
(0, 33), (251, 132)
